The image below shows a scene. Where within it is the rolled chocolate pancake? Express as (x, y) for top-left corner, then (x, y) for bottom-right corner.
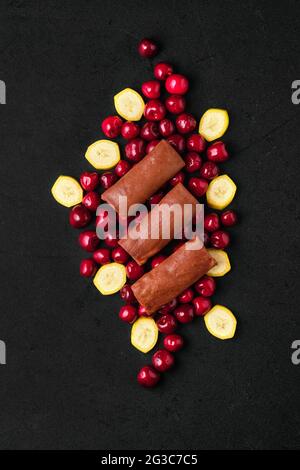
(101, 140), (185, 213)
(119, 183), (198, 265)
(132, 238), (216, 314)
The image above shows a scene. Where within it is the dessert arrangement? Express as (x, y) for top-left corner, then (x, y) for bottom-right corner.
(51, 38), (238, 388)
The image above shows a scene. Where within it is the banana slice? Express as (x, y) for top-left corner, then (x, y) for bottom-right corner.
(85, 140), (120, 170)
(93, 262), (126, 295)
(114, 88), (145, 121)
(206, 174), (236, 210)
(131, 317), (158, 353)
(199, 108), (229, 142)
(207, 249), (231, 277)
(51, 175), (83, 207)
(204, 305), (237, 340)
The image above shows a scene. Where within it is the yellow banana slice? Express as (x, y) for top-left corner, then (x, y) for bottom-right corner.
(207, 249), (231, 277)
(93, 263), (126, 295)
(85, 140), (120, 170)
(51, 175), (83, 207)
(206, 174), (236, 210)
(114, 88), (145, 121)
(131, 317), (158, 353)
(199, 108), (229, 141)
(204, 305), (237, 340)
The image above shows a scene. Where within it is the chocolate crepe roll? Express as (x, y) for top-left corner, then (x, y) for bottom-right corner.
(119, 184), (199, 265)
(101, 140), (185, 213)
(131, 239), (216, 314)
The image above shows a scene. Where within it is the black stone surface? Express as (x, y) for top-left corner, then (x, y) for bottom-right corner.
(0, 0), (300, 450)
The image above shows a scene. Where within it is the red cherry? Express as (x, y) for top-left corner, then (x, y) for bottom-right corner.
(137, 365), (160, 388)
(141, 80), (161, 99)
(100, 172), (117, 189)
(159, 298), (178, 314)
(138, 305), (148, 316)
(184, 152), (202, 173)
(156, 313), (178, 334)
(200, 161), (219, 180)
(80, 172), (99, 191)
(140, 122), (160, 141)
(144, 99), (166, 121)
(121, 121), (140, 140)
(207, 141), (229, 162)
(114, 160), (131, 178)
(111, 246), (129, 264)
(69, 204), (91, 228)
(221, 210), (238, 227)
(154, 62), (173, 80)
(169, 171), (185, 186)
(210, 230), (230, 249)
(195, 276), (216, 297)
(120, 284), (136, 304)
(96, 208), (109, 230)
(176, 113), (197, 134)
(125, 138), (146, 162)
(104, 232), (119, 248)
(138, 38), (158, 58)
(93, 248), (110, 265)
(159, 118), (175, 137)
(146, 139), (160, 154)
(151, 254), (167, 269)
(188, 177), (208, 197)
(148, 191), (164, 205)
(163, 334), (184, 352)
(174, 304), (194, 323)
(126, 260), (144, 281)
(167, 134), (185, 153)
(82, 191), (101, 212)
(119, 305), (137, 324)
(193, 296), (212, 316)
(177, 288), (194, 303)
(80, 258), (97, 277)
(165, 74), (189, 95)
(152, 349), (174, 372)
(101, 115), (123, 138)
(78, 231), (99, 252)
(165, 95), (186, 114)
(186, 134), (206, 153)
(204, 213), (220, 232)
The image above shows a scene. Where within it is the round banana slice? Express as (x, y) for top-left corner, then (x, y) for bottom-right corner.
(199, 108), (229, 141)
(206, 174), (237, 210)
(204, 305), (237, 340)
(51, 175), (83, 207)
(131, 317), (158, 353)
(114, 88), (145, 121)
(85, 140), (120, 170)
(207, 249), (231, 277)
(93, 263), (126, 295)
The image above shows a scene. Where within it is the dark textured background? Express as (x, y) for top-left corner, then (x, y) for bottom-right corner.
(0, 0), (300, 450)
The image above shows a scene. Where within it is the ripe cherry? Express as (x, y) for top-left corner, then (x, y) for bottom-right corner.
(200, 161), (219, 180)
(100, 172), (117, 189)
(120, 284), (136, 304)
(154, 62), (173, 80)
(159, 118), (175, 137)
(167, 134), (185, 153)
(174, 304), (194, 323)
(159, 298), (178, 314)
(194, 276), (216, 297)
(210, 230), (230, 249)
(146, 139), (160, 154)
(138, 38), (158, 58)
(163, 334), (184, 352)
(185, 152), (202, 173)
(177, 288), (194, 303)
(169, 171), (185, 186)
(126, 260), (144, 281)
(186, 134), (206, 153)
(207, 141), (229, 162)
(144, 99), (166, 121)
(141, 80), (161, 99)
(165, 95), (186, 114)
(121, 121), (140, 140)
(82, 191), (101, 212)
(69, 204), (91, 228)
(125, 138), (146, 162)
(114, 160), (131, 178)
(104, 232), (119, 248)
(78, 231), (99, 252)
(193, 296), (212, 316)
(137, 365), (160, 387)
(101, 115), (123, 138)
(152, 349), (174, 372)
(188, 177), (208, 197)
(140, 122), (160, 141)
(221, 210), (238, 227)
(111, 246), (129, 264)
(93, 248), (110, 265)
(80, 172), (99, 191)
(176, 113), (197, 134)
(204, 213), (220, 232)
(165, 74), (189, 95)
(151, 254), (167, 269)
(148, 191), (164, 205)
(156, 313), (177, 334)
(80, 259), (97, 278)
(138, 305), (148, 316)
(119, 305), (137, 324)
